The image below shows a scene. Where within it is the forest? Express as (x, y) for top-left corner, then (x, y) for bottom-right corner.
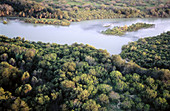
(120, 31), (170, 70)
(102, 23), (154, 36)
(0, 32), (170, 111)
(0, 0), (170, 25)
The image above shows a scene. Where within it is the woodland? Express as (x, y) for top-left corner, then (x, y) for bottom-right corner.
(0, 32), (170, 111)
(0, 0), (170, 25)
(0, 0), (170, 111)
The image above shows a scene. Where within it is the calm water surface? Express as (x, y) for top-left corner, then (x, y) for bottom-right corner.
(0, 18), (170, 54)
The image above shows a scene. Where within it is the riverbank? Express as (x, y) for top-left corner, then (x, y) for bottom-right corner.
(120, 31), (170, 69)
(24, 18), (71, 26)
(1, 18), (170, 55)
(1, 0), (169, 26)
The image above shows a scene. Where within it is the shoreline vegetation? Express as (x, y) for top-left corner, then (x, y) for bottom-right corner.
(24, 18), (71, 26)
(120, 31), (170, 69)
(0, 32), (170, 111)
(102, 23), (155, 36)
(0, 0), (170, 26)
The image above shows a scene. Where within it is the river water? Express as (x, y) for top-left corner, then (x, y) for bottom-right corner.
(0, 18), (170, 54)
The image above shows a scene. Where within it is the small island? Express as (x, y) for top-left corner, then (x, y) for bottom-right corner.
(102, 23), (155, 36)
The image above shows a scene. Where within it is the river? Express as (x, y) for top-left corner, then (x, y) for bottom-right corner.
(0, 18), (170, 54)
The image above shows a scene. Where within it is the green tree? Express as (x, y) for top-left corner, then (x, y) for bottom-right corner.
(78, 89), (90, 101)
(15, 84), (32, 96)
(11, 97), (30, 111)
(0, 62), (22, 89)
(146, 77), (155, 85)
(97, 84), (112, 94)
(110, 71), (123, 81)
(136, 103), (144, 111)
(0, 87), (12, 100)
(144, 88), (157, 100)
(109, 91), (120, 103)
(82, 99), (101, 111)
(9, 58), (16, 66)
(0, 53), (8, 61)
(62, 62), (76, 72)
(61, 80), (75, 90)
(98, 94), (109, 106)
(154, 97), (169, 110)
(21, 71), (30, 83)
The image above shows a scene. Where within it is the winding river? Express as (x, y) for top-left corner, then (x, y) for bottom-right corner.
(0, 18), (170, 54)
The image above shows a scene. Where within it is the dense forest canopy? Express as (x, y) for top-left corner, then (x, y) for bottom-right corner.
(120, 31), (170, 70)
(0, 0), (170, 110)
(0, 0), (170, 25)
(0, 32), (170, 110)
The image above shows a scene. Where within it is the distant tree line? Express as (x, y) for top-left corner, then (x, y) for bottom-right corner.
(0, 0), (169, 25)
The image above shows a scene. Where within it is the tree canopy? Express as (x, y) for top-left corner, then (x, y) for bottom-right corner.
(0, 33), (169, 110)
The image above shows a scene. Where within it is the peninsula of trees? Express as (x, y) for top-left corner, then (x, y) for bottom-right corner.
(120, 31), (170, 69)
(0, 0), (170, 25)
(102, 23), (154, 36)
(0, 32), (169, 110)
